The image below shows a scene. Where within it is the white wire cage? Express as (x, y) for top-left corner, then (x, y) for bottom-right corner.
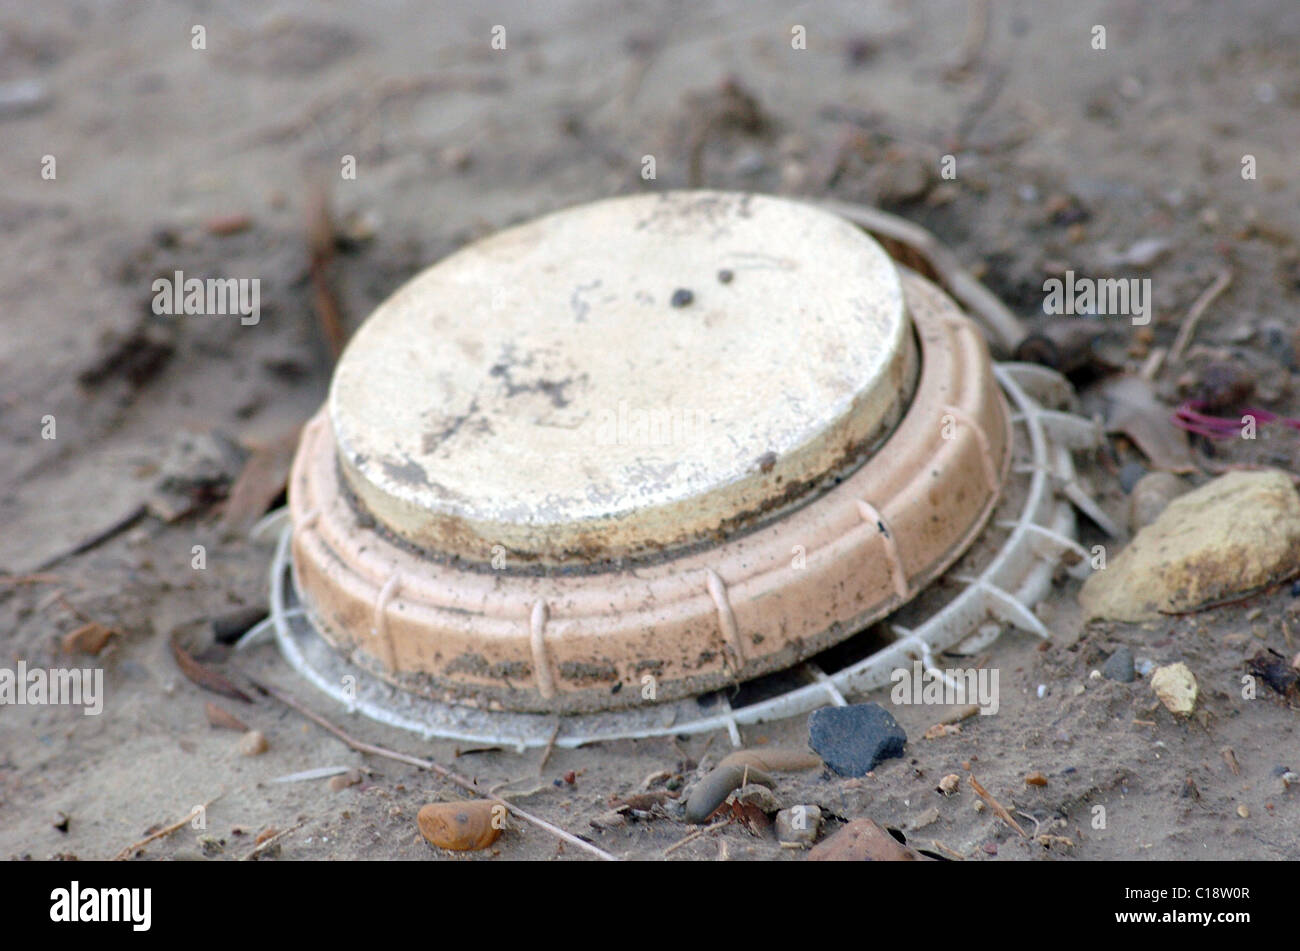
(247, 360), (1103, 751)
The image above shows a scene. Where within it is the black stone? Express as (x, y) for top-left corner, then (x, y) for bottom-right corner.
(1102, 646), (1136, 683)
(808, 703), (907, 777)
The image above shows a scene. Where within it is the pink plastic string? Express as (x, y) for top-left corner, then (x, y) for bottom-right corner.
(1172, 401), (1300, 440)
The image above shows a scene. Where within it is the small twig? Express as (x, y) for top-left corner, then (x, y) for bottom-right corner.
(1170, 268), (1232, 363)
(954, 66), (1008, 146)
(968, 774), (1027, 837)
(243, 819), (310, 860)
(270, 766), (352, 784)
(947, 0), (990, 77)
(537, 719), (562, 776)
(253, 680), (617, 862)
(0, 573), (62, 586)
(306, 183), (346, 362)
(930, 838), (967, 860)
(1139, 346), (1167, 382)
(664, 817), (731, 856)
(935, 703), (982, 726)
(1015, 809), (1044, 838)
(113, 793), (223, 860)
(35, 504), (147, 573)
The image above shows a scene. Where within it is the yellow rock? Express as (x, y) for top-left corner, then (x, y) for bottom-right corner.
(1150, 662), (1197, 716)
(1080, 470), (1300, 622)
(417, 800), (503, 851)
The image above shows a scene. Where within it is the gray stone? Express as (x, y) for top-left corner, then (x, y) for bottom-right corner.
(1102, 646), (1136, 682)
(808, 702), (907, 777)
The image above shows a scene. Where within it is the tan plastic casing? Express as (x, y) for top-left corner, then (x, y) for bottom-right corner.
(289, 270), (1010, 714)
(327, 192), (917, 566)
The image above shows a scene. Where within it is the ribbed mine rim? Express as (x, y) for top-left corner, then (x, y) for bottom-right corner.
(288, 267), (1011, 714)
(265, 361), (1097, 748)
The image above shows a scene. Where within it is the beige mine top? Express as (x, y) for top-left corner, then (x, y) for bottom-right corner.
(328, 190), (918, 565)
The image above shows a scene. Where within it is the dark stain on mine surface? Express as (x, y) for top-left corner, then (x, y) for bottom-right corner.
(570, 278), (602, 322)
(559, 660), (619, 685)
(489, 347), (580, 409)
(381, 455), (430, 488)
(422, 399), (484, 454)
(445, 652), (531, 681)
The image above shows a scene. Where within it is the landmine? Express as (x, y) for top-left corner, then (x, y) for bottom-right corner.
(269, 191), (1102, 745)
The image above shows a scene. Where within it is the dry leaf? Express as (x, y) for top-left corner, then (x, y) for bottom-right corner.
(170, 630), (253, 702)
(220, 429), (301, 535)
(1098, 375), (1197, 473)
(205, 701), (249, 731)
(61, 622), (116, 656)
(728, 799), (771, 836)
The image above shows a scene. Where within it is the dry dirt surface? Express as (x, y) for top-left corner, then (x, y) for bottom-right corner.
(2, 0), (1300, 862)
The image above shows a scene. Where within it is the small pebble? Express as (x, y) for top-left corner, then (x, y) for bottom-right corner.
(1025, 772), (1048, 786)
(1237, 804), (1250, 819)
(328, 769), (364, 791)
(732, 783), (780, 814)
(670, 288), (694, 308)
(1151, 663), (1198, 716)
(937, 773), (960, 796)
(237, 730), (269, 756)
(775, 805), (822, 847)
(1102, 646), (1136, 683)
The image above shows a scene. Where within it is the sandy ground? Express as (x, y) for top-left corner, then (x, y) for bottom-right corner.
(2, 0), (1300, 861)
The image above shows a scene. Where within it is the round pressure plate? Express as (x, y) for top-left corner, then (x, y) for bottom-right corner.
(288, 191), (1012, 714)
